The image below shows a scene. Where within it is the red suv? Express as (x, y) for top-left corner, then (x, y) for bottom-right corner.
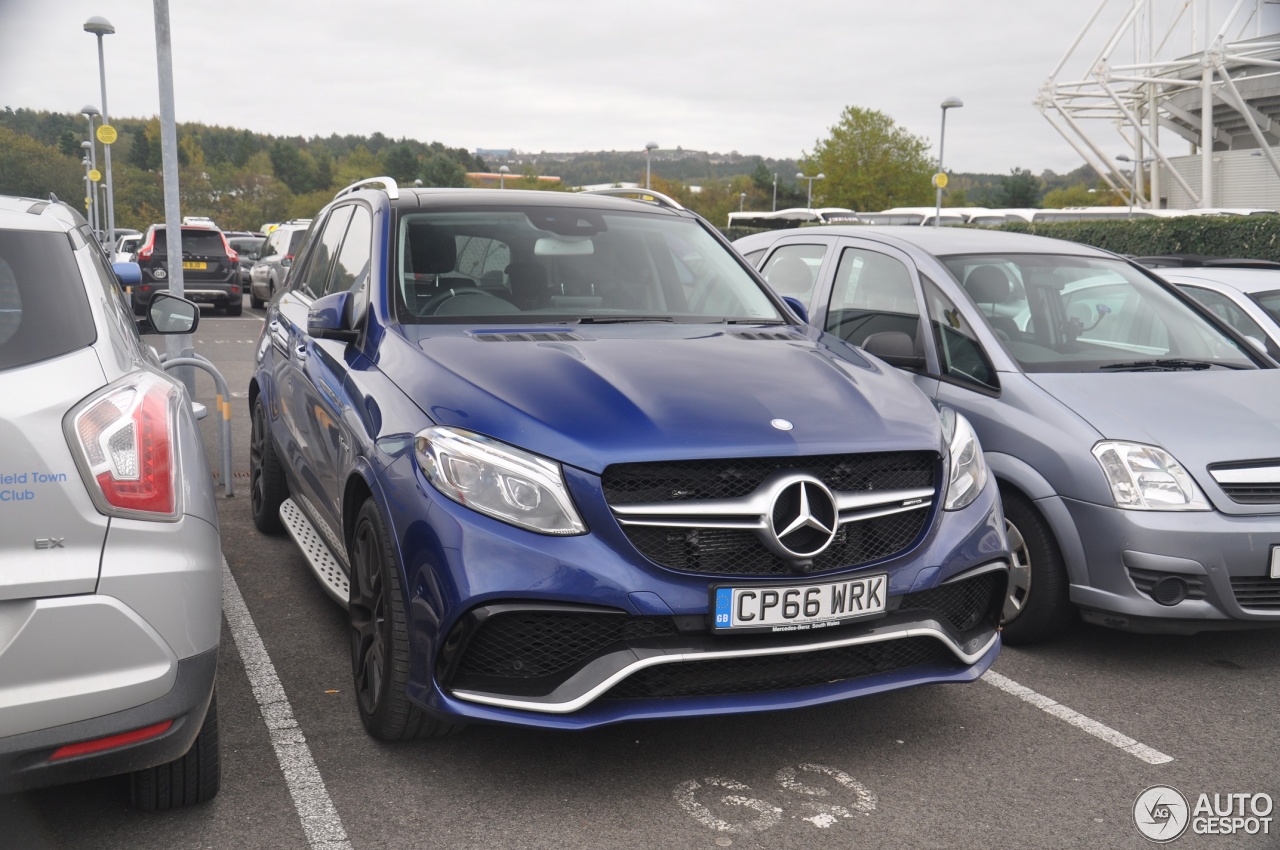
(134, 224), (243, 316)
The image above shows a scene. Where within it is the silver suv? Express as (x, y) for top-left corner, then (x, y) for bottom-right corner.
(0, 195), (222, 809)
(248, 219), (311, 308)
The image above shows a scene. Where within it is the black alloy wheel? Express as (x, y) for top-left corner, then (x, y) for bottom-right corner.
(348, 499), (462, 741)
(249, 396), (287, 534)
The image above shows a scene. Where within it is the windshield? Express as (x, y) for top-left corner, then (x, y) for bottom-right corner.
(394, 207), (781, 323)
(941, 253), (1257, 372)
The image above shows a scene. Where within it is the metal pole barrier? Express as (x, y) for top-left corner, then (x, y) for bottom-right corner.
(160, 355), (234, 498)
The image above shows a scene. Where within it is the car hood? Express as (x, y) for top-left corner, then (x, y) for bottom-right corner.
(389, 325), (943, 473)
(1028, 369), (1280, 481)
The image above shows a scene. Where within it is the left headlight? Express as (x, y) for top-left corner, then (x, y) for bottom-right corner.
(940, 407), (989, 511)
(414, 426), (587, 535)
(1091, 441), (1210, 511)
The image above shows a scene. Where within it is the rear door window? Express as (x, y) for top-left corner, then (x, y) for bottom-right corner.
(0, 230), (96, 371)
(824, 247), (922, 347)
(759, 244), (825, 303)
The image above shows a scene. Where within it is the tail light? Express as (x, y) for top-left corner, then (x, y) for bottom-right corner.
(137, 230), (156, 261)
(66, 372), (182, 520)
(221, 233), (239, 263)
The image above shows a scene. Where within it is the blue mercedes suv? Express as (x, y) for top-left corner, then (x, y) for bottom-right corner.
(248, 178), (1009, 739)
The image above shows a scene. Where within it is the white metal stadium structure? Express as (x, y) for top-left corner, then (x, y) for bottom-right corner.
(1040, 0), (1280, 210)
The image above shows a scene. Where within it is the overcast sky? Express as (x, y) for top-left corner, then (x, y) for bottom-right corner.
(2, 0), (1276, 176)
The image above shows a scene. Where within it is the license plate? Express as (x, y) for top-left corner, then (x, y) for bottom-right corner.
(713, 574), (887, 633)
(183, 261), (207, 270)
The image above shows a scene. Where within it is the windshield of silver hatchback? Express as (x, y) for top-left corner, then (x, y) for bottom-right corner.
(943, 254), (1256, 371)
(394, 208), (781, 323)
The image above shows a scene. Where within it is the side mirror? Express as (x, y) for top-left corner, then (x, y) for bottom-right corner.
(281, 256), (293, 268)
(141, 292), (200, 335)
(782, 296), (809, 325)
(862, 331), (926, 370)
(308, 291), (358, 342)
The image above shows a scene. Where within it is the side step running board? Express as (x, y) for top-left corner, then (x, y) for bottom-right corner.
(279, 498), (350, 608)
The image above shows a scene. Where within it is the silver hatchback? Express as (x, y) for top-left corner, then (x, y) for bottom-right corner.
(0, 196), (222, 808)
(736, 226), (1280, 643)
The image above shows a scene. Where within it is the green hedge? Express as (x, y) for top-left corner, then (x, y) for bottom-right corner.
(999, 216), (1280, 260)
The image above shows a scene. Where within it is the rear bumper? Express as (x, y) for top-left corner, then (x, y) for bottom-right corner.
(0, 647), (216, 794)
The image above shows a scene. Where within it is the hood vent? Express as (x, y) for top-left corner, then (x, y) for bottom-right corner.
(730, 331), (803, 342)
(472, 331), (584, 343)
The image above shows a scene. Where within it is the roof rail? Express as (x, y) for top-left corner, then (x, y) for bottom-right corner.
(578, 187), (684, 211)
(334, 176), (400, 201)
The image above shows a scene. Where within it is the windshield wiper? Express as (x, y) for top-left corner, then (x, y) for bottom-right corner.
(574, 315), (675, 324)
(1098, 358), (1215, 372)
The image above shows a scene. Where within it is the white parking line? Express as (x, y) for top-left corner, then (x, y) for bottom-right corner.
(222, 559), (353, 850)
(982, 670), (1172, 765)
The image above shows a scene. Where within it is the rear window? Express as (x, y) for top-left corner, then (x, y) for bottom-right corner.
(0, 229), (96, 371)
(151, 228), (227, 255)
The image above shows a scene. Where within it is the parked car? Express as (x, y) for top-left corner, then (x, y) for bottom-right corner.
(113, 231), (142, 263)
(134, 224), (242, 316)
(1152, 267), (1280, 359)
(0, 194), (220, 808)
(227, 234), (266, 291)
(249, 178), (1009, 739)
(248, 220), (310, 308)
(735, 225), (1280, 643)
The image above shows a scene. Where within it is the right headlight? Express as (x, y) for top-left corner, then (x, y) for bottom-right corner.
(1091, 441), (1210, 511)
(414, 427), (587, 535)
(940, 407), (988, 511)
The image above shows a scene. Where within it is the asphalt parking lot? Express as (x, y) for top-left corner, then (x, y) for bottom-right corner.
(3, 302), (1279, 849)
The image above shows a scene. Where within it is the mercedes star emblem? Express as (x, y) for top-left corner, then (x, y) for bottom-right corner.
(765, 477), (839, 560)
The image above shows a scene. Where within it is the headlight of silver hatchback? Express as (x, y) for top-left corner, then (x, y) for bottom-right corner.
(1092, 441), (1210, 511)
(940, 407), (988, 511)
(414, 427), (587, 534)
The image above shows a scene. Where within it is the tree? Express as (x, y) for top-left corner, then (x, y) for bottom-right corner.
(268, 142), (316, 195)
(998, 167), (1042, 207)
(0, 127), (84, 206)
(382, 144), (420, 184)
(800, 106), (934, 211)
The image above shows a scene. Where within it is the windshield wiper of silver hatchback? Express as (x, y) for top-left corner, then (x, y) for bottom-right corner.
(574, 315), (675, 324)
(1098, 358), (1215, 372)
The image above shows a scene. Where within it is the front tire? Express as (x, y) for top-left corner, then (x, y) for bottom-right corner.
(249, 396), (288, 534)
(999, 488), (1074, 645)
(130, 691), (220, 810)
(348, 499), (462, 741)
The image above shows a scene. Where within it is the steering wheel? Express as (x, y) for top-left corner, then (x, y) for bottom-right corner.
(419, 287), (514, 316)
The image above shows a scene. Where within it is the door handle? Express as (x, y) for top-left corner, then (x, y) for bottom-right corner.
(295, 344), (308, 360)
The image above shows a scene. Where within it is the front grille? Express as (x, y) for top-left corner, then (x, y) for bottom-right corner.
(897, 571), (1002, 633)
(605, 637), (954, 700)
(624, 512), (927, 576)
(1217, 484), (1280, 505)
(455, 612), (677, 680)
(604, 453), (936, 577)
(1231, 577), (1280, 609)
(603, 452), (935, 505)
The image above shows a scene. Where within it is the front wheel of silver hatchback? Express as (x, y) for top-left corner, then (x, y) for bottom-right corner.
(999, 488), (1075, 645)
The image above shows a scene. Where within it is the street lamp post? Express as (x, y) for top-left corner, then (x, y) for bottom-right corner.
(498, 164), (510, 189)
(81, 105), (100, 237)
(772, 173), (778, 212)
(1115, 154), (1156, 218)
(796, 172), (825, 212)
(80, 150), (95, 231)
(644, 141), (658, 190)
(934, 96), (963, 228)
(84, 16), (117, 249)
(739, 192), (746, 212)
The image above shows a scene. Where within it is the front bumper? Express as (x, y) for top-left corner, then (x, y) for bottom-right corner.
(1062, 496), (1280, 633)
(393, 459), (1009, 728)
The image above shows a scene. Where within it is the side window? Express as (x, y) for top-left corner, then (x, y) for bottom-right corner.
(295, 207), (354, 299)
(740, 248), (766, 268)
(327, 207), (372, 297)
(823, 247), (921, 347)
(759, 244), (825, 303)
(923, 276), (999, 391)
(1180, 285), (1269, 341)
